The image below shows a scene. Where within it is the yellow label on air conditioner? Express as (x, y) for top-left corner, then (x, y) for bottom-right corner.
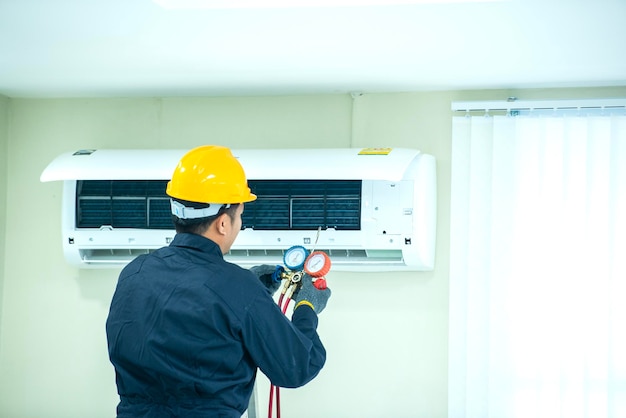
(358, 147), (393, 155)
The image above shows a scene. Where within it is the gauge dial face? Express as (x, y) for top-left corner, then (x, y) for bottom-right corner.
(283, 246), (309, 270)
(304, 251), (331, 277)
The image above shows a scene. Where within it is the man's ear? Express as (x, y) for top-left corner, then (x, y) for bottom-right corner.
(214, 213), (230, 236)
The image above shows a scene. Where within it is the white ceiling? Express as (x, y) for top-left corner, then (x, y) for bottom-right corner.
(0, 0), (625, 98)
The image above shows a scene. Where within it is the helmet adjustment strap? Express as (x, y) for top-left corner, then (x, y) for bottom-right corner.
(170, 200), (231, 219)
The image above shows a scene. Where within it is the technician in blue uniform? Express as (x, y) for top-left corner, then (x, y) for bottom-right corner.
(106, 145), (331, 418)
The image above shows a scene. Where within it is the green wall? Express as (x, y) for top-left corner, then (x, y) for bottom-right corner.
(0, 87), (625, 418)
(0, 94), (9, 351)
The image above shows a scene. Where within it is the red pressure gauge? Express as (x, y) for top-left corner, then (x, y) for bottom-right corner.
(304, 251), (331, 278)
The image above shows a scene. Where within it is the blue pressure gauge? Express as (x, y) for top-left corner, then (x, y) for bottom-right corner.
(283, 245), (310, 271)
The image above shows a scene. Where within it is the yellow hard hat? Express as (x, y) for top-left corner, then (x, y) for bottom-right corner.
(166, 145), (257, 205)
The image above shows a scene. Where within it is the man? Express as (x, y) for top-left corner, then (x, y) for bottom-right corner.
(106, 145), (331, 418)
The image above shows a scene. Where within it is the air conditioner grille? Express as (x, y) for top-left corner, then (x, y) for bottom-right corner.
(76, 179), (362, 231)
(77, 180), (171, 229)
(244, 180), (361, 230)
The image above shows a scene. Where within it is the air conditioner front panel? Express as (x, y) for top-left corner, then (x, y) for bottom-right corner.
(41, 148), (423, 182)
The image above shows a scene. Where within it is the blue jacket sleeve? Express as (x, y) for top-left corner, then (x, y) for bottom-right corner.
(241, 295), (326, 388)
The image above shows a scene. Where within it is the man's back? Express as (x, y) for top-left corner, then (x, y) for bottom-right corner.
(106, 233), (326, 418)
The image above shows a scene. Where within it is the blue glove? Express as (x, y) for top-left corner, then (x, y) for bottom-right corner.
(293, 274), (331, 314)
(249, 265), (283, 295)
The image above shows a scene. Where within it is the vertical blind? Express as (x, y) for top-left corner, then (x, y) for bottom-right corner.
(449, 100), (626, 418)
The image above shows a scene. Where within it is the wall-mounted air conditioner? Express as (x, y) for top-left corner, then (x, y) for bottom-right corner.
(41, 148), (436, 271)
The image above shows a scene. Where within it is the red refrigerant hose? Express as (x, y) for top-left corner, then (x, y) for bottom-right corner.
(269, 281), (295, 418)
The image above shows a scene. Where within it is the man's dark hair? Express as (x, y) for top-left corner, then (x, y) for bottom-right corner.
(171, 198), (241, 235)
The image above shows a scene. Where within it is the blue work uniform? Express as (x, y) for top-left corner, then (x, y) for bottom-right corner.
(106, 233), (326, 418)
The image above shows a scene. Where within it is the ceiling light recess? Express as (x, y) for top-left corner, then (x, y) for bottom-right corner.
(153, 0), (500, 9)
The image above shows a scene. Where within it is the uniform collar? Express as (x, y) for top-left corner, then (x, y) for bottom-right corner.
(170, 233), (224, 258)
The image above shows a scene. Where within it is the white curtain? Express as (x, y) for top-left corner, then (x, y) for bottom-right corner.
(449, 112), (626, 418)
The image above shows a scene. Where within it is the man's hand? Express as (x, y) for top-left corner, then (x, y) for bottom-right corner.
(293, 274), (331, 314)
(249, 265), (282, 295)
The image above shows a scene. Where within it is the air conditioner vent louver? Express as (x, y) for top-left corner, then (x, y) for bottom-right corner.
(80, 248), (158, 264)
(226, 248), (401, 262)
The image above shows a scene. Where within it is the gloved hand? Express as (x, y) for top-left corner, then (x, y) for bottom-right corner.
(293, 274), (331, 314)
(249, 265), (283, 295)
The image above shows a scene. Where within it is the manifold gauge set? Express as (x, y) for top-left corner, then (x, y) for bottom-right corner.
(282, 245), (331, 288)
(268, 244), (331, 418)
